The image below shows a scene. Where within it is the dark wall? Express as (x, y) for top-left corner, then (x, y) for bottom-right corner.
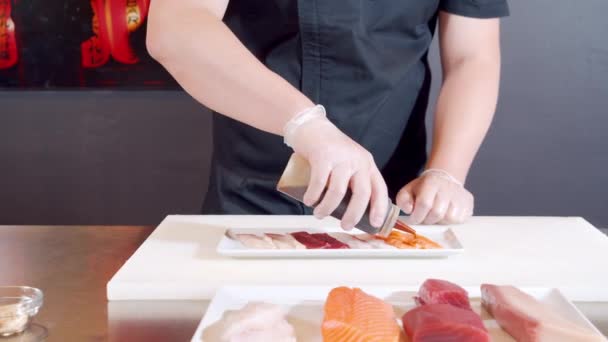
(425, 0), (608, 227)
(1, 0), (607, 227)
(0, 91), (211, 225)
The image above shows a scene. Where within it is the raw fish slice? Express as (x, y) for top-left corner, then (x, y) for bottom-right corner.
(311, 233), (349, 249)
(416, 279), (472, 309)
(355, 234), (397, 249)
(323, 287), (401, 342)
(226, 230), (276, 249)
(220, 302), (296, 342)
(380, 231), (442, 249)
(481, 284), (605, 342)
(223, 319), (296, 342)
(402, 304), (490, 342)
(267, 234), (306, 249)
(329, 232), (374, 249)
(291, 231), (331, 249)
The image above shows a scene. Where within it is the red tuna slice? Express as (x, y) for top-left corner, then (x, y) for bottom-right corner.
(311, 233), (350, 249)
(416, 279), (471, 310)
(481, 284), (605, 342)
(403, 304), (490, 342)
(291, 232), (331, 249)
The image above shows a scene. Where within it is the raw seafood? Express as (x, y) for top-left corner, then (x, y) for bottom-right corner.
(416, 278), (471, 309)
(481, 284), (605, 342)
(226, 230), (276, 249)
(291, 232), (331, 249)
(329, 232), (374, 249)
(380, 231), (442, 249)
(267, 234), (306, 250)
(311, 233), (349, 249)
(322, 287), (401, 342)
(355, 234), (397, 249)
(402, 303), (490, 342)
(215, 302), (296, 342)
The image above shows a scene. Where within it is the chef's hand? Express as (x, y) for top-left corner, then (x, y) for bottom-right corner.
(289, 117), (389, 231)
(396, 170), (474, 225)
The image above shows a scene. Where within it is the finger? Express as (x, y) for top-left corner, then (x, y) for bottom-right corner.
(396, 182), (415, 215)
(422, 191), (450, 225)
(313, 166), (352, 219)
(369, 168), (389, 228)
(303, 161), (331, 206)
(440, 202), (459, 224)
(457, 192), (474, 223)
(408, 179), (439, 225)
(341, 171), (372, 230)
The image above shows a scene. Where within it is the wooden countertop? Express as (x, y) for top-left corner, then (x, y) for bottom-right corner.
(1, 225), (606, 341)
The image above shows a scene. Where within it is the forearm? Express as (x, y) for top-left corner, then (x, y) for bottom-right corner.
(427, 57), (500, 183)
(146, 0), (313, 135)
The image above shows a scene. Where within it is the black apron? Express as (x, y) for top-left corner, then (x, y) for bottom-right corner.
(202, 0), (509, 215)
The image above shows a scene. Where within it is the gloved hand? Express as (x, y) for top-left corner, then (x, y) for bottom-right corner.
(288, 114), (389, 231)
(396, 169), (474, 225)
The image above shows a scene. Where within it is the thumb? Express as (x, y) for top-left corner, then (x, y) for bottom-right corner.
(397, 182), (415, 214)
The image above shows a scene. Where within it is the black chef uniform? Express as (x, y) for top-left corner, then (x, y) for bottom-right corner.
(202, 0), (509, 215)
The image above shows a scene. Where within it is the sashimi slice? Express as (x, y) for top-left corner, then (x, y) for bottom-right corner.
(226, 230), (276, 249)
(311, 233), (350, 249)
(402, 304), (490, 342)
(380, 231), (442, 249)
(416, 279), (471, 309)
(481, 284), (606, 342)
(218, 302), (296, 342)
(329, 232), (374, 249)
(267, 234), (306, 249)
(291, 231), (331, 249)
(355, 234), (397, 249)
(323, 287), (401, 342)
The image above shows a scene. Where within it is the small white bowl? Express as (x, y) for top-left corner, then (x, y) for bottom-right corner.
(0, 286), (43, 337)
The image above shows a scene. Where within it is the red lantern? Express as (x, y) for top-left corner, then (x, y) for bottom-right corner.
(0, 0), (18, 70)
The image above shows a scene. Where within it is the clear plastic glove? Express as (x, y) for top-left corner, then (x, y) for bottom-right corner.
(288, 117), (389, 231)
(396, 170), (474, 225)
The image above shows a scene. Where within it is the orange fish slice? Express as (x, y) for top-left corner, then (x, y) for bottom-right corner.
(380, 231), (442, 249)
(322, 287), (402, 342)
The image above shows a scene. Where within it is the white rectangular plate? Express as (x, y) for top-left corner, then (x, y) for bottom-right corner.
(192, 285), (605, 342)
(216, 226), (463, 258)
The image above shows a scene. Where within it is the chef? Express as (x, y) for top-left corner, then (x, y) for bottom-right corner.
(146, 0), (509, 230)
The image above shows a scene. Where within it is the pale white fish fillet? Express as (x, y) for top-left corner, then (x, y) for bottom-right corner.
(329, 232), (374, 249)
(226, 230), (276, 249)
(267, 233), (306, 249)
(220, 302), (295, 342)
(482, 285), (606, 342)
(225, 319), (296, 342)
(355, 234), (397, 249)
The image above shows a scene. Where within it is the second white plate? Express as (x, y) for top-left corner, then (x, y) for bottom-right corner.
(192, 285), (604, 342)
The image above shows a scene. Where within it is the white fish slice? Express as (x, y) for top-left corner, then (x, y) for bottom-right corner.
(329, 232), (374, 249)
(219, 302), (296, 342)
(267, 234), (306, 250)
(226, 230), (276, 249)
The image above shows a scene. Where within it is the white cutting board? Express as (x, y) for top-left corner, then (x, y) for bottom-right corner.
(107, 216), (608, 302)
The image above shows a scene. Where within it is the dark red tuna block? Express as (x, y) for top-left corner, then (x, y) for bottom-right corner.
(290, 232), (330, 249)
(416, 278), (471, 310)
(311, 233), (350, 249)
(402, 304), (490, 342)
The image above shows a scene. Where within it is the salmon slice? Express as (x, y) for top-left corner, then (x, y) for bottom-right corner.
(380, 231), (442, 249)
(322, 287), (401, 342)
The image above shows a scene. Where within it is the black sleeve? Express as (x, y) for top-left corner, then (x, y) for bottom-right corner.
(440, 0), (509, 19)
